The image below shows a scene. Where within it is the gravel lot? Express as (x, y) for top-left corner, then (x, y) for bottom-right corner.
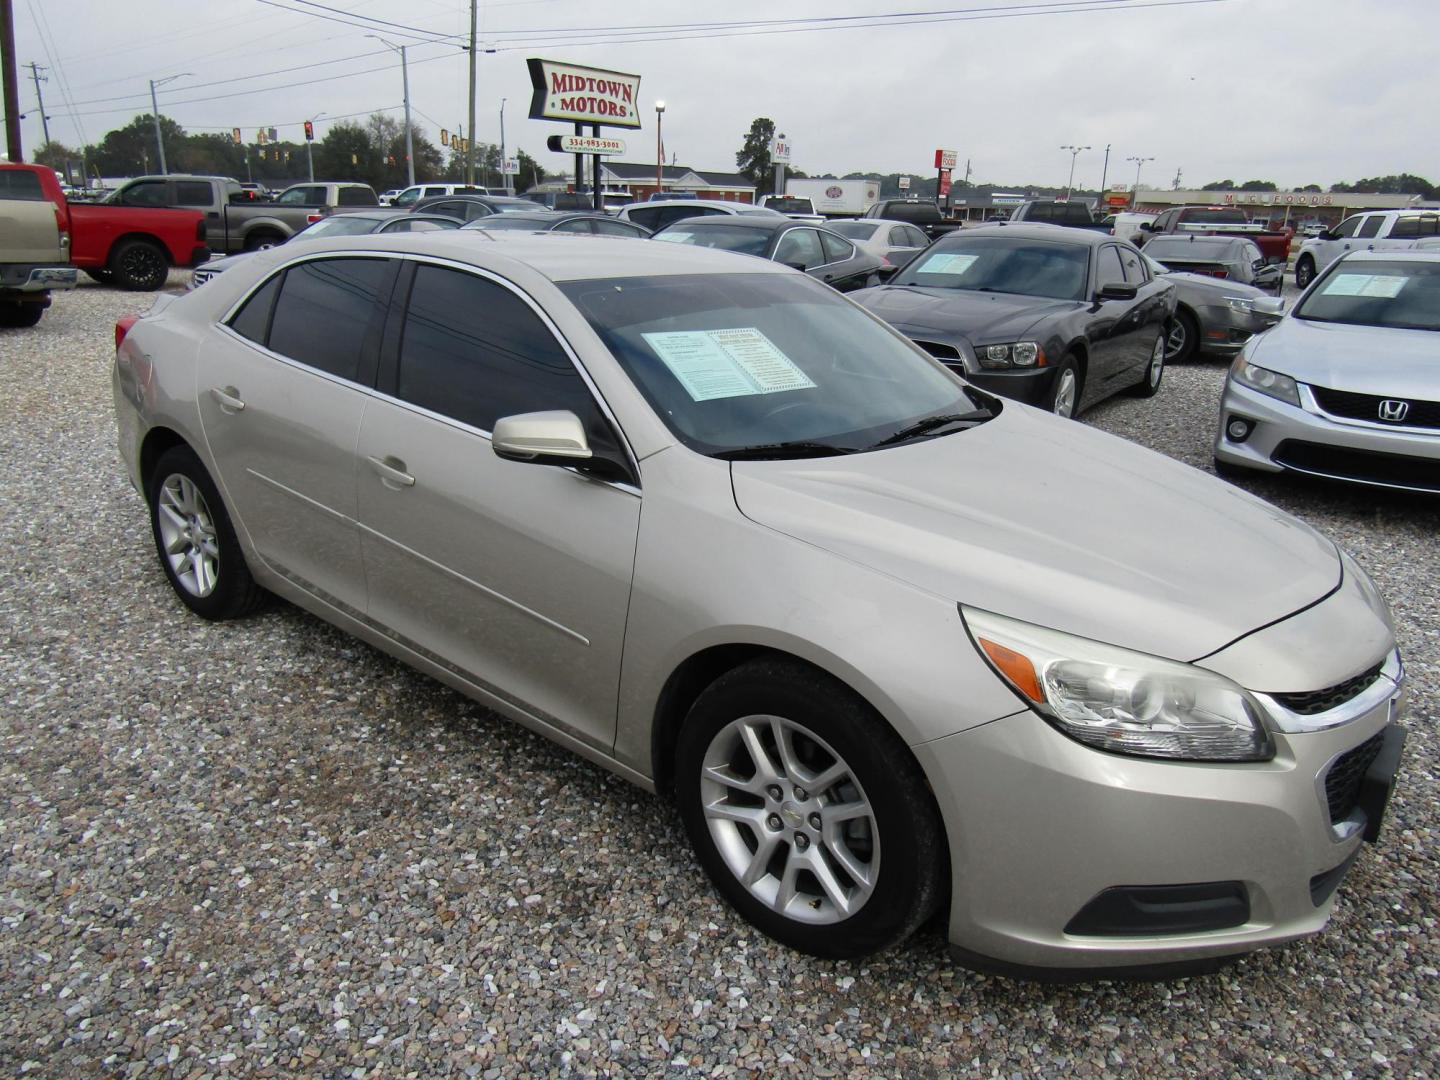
(2, 276), (1436, 1078)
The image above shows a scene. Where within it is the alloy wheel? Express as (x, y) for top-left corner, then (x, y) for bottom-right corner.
(699, 714), (879, 925)
(156, 473), (220, 597)
(1165, 319), (1188, 362)
(1149, 333), (1165, 387)
(1052, 368), (1078, 417)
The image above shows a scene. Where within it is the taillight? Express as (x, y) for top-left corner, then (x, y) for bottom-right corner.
(306, 213), (324, 224)
(1209, 269), (1230, 279)
(54, 204), (70, 251)
(115, 315), (139, 350)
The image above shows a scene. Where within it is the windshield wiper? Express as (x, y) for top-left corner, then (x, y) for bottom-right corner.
(868, 411), (989, 449)
(713, 441), (857, 461)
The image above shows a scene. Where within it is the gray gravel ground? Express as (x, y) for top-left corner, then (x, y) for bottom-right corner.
(1, 276), (1437, 1078)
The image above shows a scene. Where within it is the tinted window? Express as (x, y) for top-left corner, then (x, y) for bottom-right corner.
(0, 170), (44, 199)
(593, 218), (645, 237)
(1331, 216), (1362, 238)
(121, 181), (169, 207)
(397, 265), (602, 435)
(1356, 216), (1384, 239)
(903, 226), (928, 248)
(267, 258), (390, 381)
(820, 231), (853, 263)
(1390, 216), (1440, 238)
(626, 207), (662, 231)
(895, 236), (1089, 301)
(175, 181), (212, 206)
(392, 188), (422, 207)
(338, 187), (378, 206)
(276, 186), (322, 206)
(886, 226), (909, 246)
(229, 273), (281, 345)
(555, 218), (594, 234)
(829, 222), (879, 240)
(774, 229), (824, 270)
(1178, 208), (1248, 225)
(1119, 247), (1147, 283)
(1097, 247), (1127, 289)
(656, 224), (771, 256)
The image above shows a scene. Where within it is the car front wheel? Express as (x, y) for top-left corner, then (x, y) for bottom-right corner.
(1129, 330), (1166, 398)
(675, 660), (946, 959)
(1295, 256), (1316, 289)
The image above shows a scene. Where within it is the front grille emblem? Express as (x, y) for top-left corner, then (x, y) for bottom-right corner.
(1377, 399), (1410, 423)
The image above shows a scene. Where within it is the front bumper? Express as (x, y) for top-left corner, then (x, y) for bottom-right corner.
(1195, 308), (1271, 358)
(950, 364), (1057, 407)
(1214, 379), (1440, 493)
(914, 672), (1405, 976)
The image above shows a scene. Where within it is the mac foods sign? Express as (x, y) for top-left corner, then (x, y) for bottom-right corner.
(527, 59), (643, 130)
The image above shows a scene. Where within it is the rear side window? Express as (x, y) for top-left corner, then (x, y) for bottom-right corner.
(228, 273), (281, 345)
(820, 232), (853, 263)
(338, 187), (378, 206)
(1390, 216), (1439, 238)
(0, 170), (45, 199)
(266, 258), (391, 381)
(397, 265), (599, 434)
(175, 182), (212, 206)
(626, 207), (662, 230)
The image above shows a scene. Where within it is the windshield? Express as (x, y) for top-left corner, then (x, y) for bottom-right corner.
(829, 222), (879, 240)
(1181, 209), (1249, 225)
(298, 215), (383, 238)
(654, 226), (771, 257)
(1296, 261), (1440, 332)
(560, 273), (991, 457)
(766, 198), (813, 214)
(492, 200), (543, 213)
(892, 235), (1089, 300)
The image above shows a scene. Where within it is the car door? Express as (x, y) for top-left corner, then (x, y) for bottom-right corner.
(173, 179), (224, 248)
(816, 230), (872, 291)
(1376, 213), (1439, 253)
(196, 255), (395, 613)
(772, 227), (825, 275)
(1316, 213), (1365, 269)
(354, 260), (641, 751)
(1085, 244), (1149, 391)
(1118, 244), (1170, 369)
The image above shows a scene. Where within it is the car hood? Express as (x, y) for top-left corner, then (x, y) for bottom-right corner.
(855, 285), (1080, 343)
(1250, 316), (1439, 396)
(730, 405), (1340, 662)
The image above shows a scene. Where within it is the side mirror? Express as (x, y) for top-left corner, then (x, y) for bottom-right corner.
(1251, 296), (1285, 322)
(492, 410), (592, 465)
(876, 264), (900, 281)
(1319, 230), (1337, 241)
(1096, 282), (1139, 302)
(1138, 221), (1155, 232)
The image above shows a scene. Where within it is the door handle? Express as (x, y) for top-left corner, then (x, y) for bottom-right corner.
(367, 455), (416, 489)
(209, 386), (246, 412)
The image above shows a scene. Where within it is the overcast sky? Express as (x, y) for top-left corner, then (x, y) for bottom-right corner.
(10, 0), (1437, 190)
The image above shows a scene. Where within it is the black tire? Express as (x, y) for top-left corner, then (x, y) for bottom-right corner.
(147, 445), (268, 620)
(0, 303), (44, 328)
(83, 268), (115, 286)
(1164, 308), (1199, 365)
(1128, 330), (1166, 398)
(675, 659), (946, 959)
(1213, 456), (1253, 481)
(1294, 255), (1315, 290)
(1045, 353), (1083, 418)
(243, 231), (284, 252)
(109, 239), (170, 291)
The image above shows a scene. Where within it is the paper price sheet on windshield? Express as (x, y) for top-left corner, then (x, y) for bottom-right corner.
(643, 328), (817, 401)
(916, 252), (978, 276)
(1322, 274), (1406, 298)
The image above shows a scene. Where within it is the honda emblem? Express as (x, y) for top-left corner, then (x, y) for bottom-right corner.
(1377, 399), (1410, 422)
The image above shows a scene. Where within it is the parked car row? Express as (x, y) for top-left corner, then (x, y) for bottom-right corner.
(110, 225), (1414, 980)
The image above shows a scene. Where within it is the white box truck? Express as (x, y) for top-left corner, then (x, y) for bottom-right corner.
(783, 179), (880, 217)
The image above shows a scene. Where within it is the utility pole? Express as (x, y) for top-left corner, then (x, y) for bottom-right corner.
(1099, 143), (1111, 194)
(25, 61), (47, 148)
(465, 0), (476, 187)
(1172, 167), (1183, 191)
(1, 0), (22, 163)
(499, 97), (508, 194)
(1126, 155), (1154, 208)
(366, 37), (414, 187)
(148, 73), (190, 175)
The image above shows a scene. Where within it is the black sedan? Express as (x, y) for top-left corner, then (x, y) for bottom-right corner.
(460, 211), (651, 238)
(412, 194), (551, 222)
(651, 216), (884, 292)
(854, 225), (1175, 417)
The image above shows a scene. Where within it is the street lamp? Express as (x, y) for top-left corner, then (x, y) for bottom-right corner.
(1127, 155), (1155, 206)
(305, 111), (326, 183)
(499, 97), (509, 194)
(1059, 144), (1090, 199)
(655, 100), (665, 198)
(148, 73), (192, 175)
(366, 35), (414, 187)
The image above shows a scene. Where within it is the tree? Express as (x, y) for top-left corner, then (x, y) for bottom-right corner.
(1201, 179), (1236, 191)
(1241, 180), (1278, 191)
(1298, 183), (1322, 193)
(87, 114), (187, 176)
(1331, 173), (1435, 199)
(313, 121), (372, 183)
(33, 140), (78, 171)
(736, 117), (776, 195)
(515, 148), (544, 193)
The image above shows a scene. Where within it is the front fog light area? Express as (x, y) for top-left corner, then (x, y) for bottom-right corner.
(1226, 416), (1254, 442)
(963, 607), (1274, 762)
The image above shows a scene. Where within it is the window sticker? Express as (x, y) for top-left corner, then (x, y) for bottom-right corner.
(653, 231), (692, 244)
(916, 252), (979, 275)
(1322, 274), (1406, 298)
(643, 328), (818, 402)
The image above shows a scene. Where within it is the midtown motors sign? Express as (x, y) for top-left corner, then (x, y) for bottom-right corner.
(527, 59), (643, 130)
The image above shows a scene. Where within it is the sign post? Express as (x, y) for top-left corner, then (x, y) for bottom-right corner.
(528, 58), (642, 212)
(934, 148), (957, 209)
(770, 135), (791, 200)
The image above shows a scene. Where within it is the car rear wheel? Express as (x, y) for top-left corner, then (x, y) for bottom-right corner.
(1047, 355), (1082, 418)
(675, 660), (946, 959)
(83, 269), (114, 286)
(109, 239), (170, 291)
(1164, 309), (1198, 364)
(0, 303), (44, 328)
(1129, 331), (1166, 398)
(1294, 255), (1316, 290)
(147, 445), (268, 620)
(244, 231), (284, 252)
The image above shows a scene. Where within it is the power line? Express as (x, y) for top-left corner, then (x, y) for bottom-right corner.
(251, 0), (463, 46)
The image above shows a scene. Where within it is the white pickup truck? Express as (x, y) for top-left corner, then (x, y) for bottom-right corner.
(1294, 208), (1440, 287)
(1, 170), (78, 327)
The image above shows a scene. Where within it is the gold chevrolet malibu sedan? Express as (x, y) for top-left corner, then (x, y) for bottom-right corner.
(112, 233), (1406, 978)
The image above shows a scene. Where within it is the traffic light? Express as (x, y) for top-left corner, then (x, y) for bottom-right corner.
(304, 120), (314, 142)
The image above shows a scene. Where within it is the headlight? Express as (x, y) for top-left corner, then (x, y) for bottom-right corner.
(963, 607), (1274, 762)
(1230, 358), (1300, 407)
(1225, 296), (1256, 314)
(978, 341), (1045, 369)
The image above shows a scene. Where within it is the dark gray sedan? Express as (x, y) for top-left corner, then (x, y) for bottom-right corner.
(652, 216), (884, 292)
(1144, 253), (1284, 364)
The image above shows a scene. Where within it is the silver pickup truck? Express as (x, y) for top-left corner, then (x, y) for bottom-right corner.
(104, 176), (378, 254)
(0, 170), (78, 327)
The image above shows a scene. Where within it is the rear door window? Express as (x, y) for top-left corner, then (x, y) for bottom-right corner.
(120, 180), (170, 207)
(1389, 216), (1439, 238)
(338, 187), (378, 206)
(820, 231), (854, 263)
(266, 258), (393, 382)
(228, 273), (281, 345)
(626, 207), (662, 231)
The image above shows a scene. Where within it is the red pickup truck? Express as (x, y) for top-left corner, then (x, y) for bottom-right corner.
(0, 165), (209, 290)
(1134, 206), (1293, 265)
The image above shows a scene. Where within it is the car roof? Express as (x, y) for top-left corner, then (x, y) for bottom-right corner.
(619, 198), (779, 213)
(242, 232), (793, 283)
(833, 219), (919, 229)
(416, 193), (544, 208)
(953, 223), (1107, 246)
